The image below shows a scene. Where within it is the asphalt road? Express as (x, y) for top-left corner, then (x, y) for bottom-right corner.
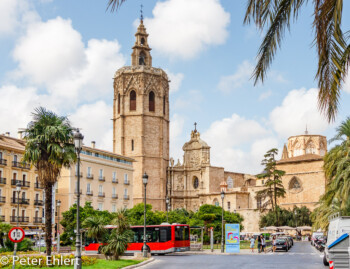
(140, 242), (325, 269)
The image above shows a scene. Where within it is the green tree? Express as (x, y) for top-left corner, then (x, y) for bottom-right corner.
(0, 222), (12, 248)
(23, 107), (76, 256)
(101, 230), (129, 260)
(256, 148), (286, 225)
(83, 216), (108, 243)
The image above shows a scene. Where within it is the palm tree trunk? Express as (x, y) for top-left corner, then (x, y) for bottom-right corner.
(44, 182), (53, 257)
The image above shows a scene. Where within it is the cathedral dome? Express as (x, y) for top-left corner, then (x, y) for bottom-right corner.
(182, 130), (210, 151)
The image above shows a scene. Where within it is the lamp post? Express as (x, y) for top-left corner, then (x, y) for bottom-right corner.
(12, 182), (21, 269)
(56, 200), (61, 253)
(142, 172), (148, 258)
(166, 196), (169, 223)
(221, 190), (225, 253)
(74, 129), (83, 269)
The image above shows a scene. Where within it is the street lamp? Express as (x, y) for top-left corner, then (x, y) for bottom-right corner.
(219, 181), (227, 254)
(74, 129), (83, 269)
(13, 181), (21, 269)
(166, 196), (169, 223)
(56, 200), (61, 253)
(142, 172), (148, 258)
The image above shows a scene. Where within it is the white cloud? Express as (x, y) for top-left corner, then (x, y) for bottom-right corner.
(344, 75), (350, 93)
(259, 90), (272, 101)
(218, 61), (253, 93)
(166, 70), (184, 93)
(0, 0), (31, 36)
(270, 88), (331, 137)
(144, 0), (230, 59)
(173, 90), (203, 110)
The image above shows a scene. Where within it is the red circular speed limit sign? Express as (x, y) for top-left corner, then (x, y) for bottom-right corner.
(8, 227), (25, 243)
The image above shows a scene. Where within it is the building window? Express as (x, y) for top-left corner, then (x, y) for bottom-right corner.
(0, 152), (2, 159)
(124, 174), (128, 184)
(87, 183), (91, 193)
(98, 203), (103, 211)
(227, 201), (231, 211)
(87, 167), (92, 177)
(112, 187), (116, 196)
(320, 142), (326, 156)
(13, 155), (17, 162)
(99, 185), (103, 194)
(112, 204), (116, 212)
(22, 174), (26, 182)
(306, 141), (316, 154)
(131, 139), (134, 151)
(149, 91), (155, 112)
(193, 176), (199, 189)
(99, 169), (103, 179)
(227, 177), (233, 189)
(124, 188), (128, 196)
(130, 90), (136, 111)
(139, 51), (146, 65)
(289, 177), (302, 191)
(257, 197), (262, 209)
(293, 142), (302, 157)
(13, 172), (17, 180)
(118, 93), (121, 114)
(163, 96), (166, 115)
(141, 37), (145, 45)
(112, 172), (117, 181)
(213, 199), (219, 207)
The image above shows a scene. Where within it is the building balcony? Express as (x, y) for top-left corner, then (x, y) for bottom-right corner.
(112, 179), (118, 183)
(34, 199), (44, 206)
(75, 172), (83, 177)
(74, 189), (82, 195)
(34, 182), (43, 189)
(0, 177), (6, 184)
(10, 216), (29, 223)
(11, 198), (30, 205)
(0, 216), (4, 222)
(112, 194), (118, 199)
(123, 195), (130, 200)
(98, 192), (105, 197)
(123, 181), (130, 185)
(86, 191), (93, 196)
(0, 159), (7, 166)
(87, 174), (94, 179)
(98, 176), (105, 182)
(0, 196), (5, 203)
(11, 179), (30, 188)
(12, 161), (30, 170)
(33, 217), (43, 224)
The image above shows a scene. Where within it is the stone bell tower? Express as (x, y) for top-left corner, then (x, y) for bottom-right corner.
(113, 19), (169, 210)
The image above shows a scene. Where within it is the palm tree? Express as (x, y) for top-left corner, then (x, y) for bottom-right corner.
(0, 222), (12, 248)
(111, 209), (130, 235)
(23, 107), (76, 256)
(101, 230), (129, 260)
(244, 0), (349, 122)
(83, 216), (108, 243)
(312, 117), (350, 230)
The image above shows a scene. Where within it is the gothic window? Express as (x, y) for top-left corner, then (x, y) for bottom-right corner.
(130, 90), (136, 111)
(320, 142), (326, 156)
(293, 142), (302, 157)
(163, 96), (166, 115)
(118, 93), (120, 114)
(306, 141), (316, 154)
(227, 177), (233, 189)
(131, 139), (134, 151)
(289, 177), (302, 193)
(141, 37), (145, 45)
(149, 91), (155, 112)
(139, 51), (146, 65)
(193, 176), (199, 189)
(213, 198), (219, 207)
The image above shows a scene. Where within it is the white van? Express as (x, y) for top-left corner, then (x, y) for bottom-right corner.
(323, 213), (350, 266)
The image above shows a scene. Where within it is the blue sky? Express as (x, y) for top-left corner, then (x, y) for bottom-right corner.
(1, 0), (350, 173)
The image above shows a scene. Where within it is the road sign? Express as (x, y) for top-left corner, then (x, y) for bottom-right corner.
(8, 227), (25, 243)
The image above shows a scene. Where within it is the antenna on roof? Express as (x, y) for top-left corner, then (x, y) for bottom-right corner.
(305, 125), (308, 135)
(194, 122), (197, 133)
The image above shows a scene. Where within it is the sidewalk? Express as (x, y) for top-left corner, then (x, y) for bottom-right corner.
(179, 248), (272, 255)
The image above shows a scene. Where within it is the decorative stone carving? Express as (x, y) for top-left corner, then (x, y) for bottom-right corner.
(176, 175), (184, 190)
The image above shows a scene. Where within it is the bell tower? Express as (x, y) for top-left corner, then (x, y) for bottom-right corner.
(113, 18), (169, 210)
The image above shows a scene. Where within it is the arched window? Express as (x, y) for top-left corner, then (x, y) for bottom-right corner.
(227, 177), (233, 189)
(193, 176), (199, 189)
(306, 141), (316, 154)
(293, 142), (302, 157)
(320, 142), (326, 156)
(131, 139), (134, 151)
(139, 51), (146, 65)
(141, 37), (145, 45)
(130, 90), (136, 111)
(149, 91), (155, 112)
(213, 199), (219, 207)
(118, 93), (120, 114)
(163, 96), (166, 115)
(289, 177), (302, 193)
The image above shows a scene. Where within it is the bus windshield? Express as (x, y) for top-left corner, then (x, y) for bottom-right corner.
(175, 225), (189, 241)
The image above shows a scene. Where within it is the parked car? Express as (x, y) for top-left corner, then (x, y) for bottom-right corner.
(286, 235), (294, 246)
(311, 232), (324, 246)
(279, 236), (292, 250)
(275, 238), (289, 252)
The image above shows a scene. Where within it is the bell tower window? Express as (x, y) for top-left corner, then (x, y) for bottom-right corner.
(149, 91), (155, 112)
(130, 90), (136, 111)
(141, 37), (145, 45)
(139, 51), (146, 65)
(163, 96), (166, 115)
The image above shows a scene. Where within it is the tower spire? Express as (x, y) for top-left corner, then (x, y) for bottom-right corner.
(140, 4), (143, 22)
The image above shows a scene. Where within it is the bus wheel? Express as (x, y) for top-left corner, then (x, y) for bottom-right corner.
(141, 245), (151, 254)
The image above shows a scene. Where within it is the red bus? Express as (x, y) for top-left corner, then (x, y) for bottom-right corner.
(84, 223), (190, 255)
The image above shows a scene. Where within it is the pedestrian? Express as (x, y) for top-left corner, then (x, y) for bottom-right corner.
(272, 236), (276, 252)
(261, 235), (266, 253)
(257, 235), (262, 253)
(250, 237), (255, 253)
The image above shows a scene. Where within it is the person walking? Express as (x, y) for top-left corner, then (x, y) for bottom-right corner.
(250, 237), (255, 253)
(257, 235), (262, 253)
(261, 235), (266, 253)
(272, 236), (276, 252)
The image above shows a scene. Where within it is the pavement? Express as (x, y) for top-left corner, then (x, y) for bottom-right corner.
(138, 242), (325, 269)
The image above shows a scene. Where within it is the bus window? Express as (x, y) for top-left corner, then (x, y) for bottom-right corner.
(184, 226), (189, 240)
(175, 226), (184, 241)
(160, 227), (171, 242)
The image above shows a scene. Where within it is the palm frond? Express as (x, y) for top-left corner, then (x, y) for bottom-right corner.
(106, 0), (128, 12)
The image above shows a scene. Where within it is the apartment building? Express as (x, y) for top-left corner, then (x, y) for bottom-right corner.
(56, 142), (134, 218)
(0, 133), (44, 230)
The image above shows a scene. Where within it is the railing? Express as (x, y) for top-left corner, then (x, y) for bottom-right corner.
(0, 216), (4, 222)
(124, 181), (130, 185)
(98, 192), (105, 197)
(112, 179), (118, 183)
(34, 182), (43, 189)
(10, 216), (29, 223)
(0, 178), (6, 184)
(0, 196), (5, 203)
(98, 176), (105, 182)
(11, 179), (30, 187)
(87, 174), (94, 179)
(12, 161), (30, 169)
(11, 198), (30, 205)
(123, 195), (130, 200)
(86, 191), (93, 196)
(74, 189), (82, 195)
(0, 159), (7, 166)
(33, 217), (43, 224)
(34, 199), (44, 206)
(75, 172), (83, 177)
(112, 194), (118, 199)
